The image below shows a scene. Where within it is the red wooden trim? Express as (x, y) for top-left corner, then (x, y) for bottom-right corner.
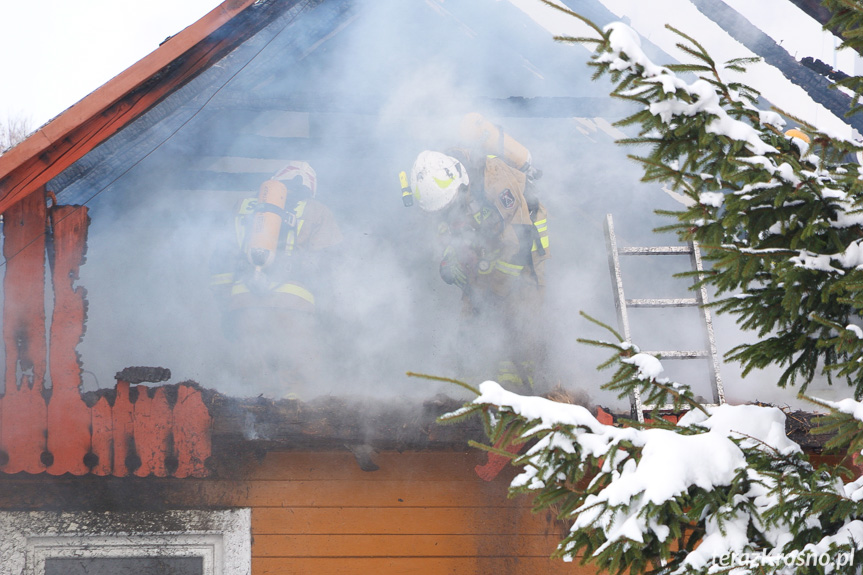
(2, 190), (48, 395)
(90, 396), (114, 476)
(133, 386), (174, 477)
(595, 406), (614, 426)
(1, 380), (48, 474)
(173, 385), (212, 478)
(112, 381), (135, 477)
(147, 387), (174, 477)
(0, 190), (49, 474)
(0, 197), (213, 478)
(47, 205), (90, 475)
(475, 440), (525, 482)
(132, 387), (155, 477)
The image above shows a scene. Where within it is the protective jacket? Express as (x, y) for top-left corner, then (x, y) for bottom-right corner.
(438, 148), (550, 308)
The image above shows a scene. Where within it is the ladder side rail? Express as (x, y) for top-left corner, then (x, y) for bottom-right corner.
(690, 240), (725, 405)
(604, 214), (644, 422)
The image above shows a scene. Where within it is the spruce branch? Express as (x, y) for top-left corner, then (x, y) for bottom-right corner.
(406, 371), (479, 395)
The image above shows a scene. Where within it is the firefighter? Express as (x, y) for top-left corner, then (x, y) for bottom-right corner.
(409, 126), (550, 390)
(210, 161), (343, 399)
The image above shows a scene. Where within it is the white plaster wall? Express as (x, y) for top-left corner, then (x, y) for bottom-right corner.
(0, 508), (250, 575)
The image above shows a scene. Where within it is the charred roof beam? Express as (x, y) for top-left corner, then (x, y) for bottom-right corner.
(208, 92), (636, 118)
(688, 0), (863, 133)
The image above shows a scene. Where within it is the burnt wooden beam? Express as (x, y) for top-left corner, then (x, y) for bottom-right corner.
(786, 0), (839, 33)
(204, 391), (487, 456)
(210, 92), (636, 118)
(689, 0), (863, 133)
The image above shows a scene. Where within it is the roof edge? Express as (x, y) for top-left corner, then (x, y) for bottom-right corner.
(0, 0), (259, 209)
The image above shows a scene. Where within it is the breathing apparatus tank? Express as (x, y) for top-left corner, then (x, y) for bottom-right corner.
(459, 112), (532, 172)
(245, 178), (289, 290)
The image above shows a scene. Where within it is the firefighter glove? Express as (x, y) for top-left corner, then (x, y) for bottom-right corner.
(440, 246), (468, 290)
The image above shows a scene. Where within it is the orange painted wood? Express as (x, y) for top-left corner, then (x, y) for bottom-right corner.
(47, 205), (90, 476)
(249, 451), (489, 482)
(1, 189), (49, 474)
(252, 534), (564, 558)
(161, 478), (516, 508)
(46, 385), (90, 475)
(595, 406), (614, 425)
(2, 190), (48, 393)
(90, 396), (114, 476)
(134, 387), (172, 477)
(475, 439), (524, 482)
(131, 386), (155, 477)
(112, 381), (135, 477)
(252, 506), (563, 536)
(0, 378), (47, 474)
(173, 385), (211, 478)
(251, 556), (594, 575)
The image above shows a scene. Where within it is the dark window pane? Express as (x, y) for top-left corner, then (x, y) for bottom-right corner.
(44, 556), (203, 575)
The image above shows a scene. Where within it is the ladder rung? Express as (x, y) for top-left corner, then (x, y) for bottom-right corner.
(626, 298), (699, 307)
(641, 350), (710, 359)
(619, 246), (693, 255)
(641, 404), (681, 411)
(642, 402), (722, 412)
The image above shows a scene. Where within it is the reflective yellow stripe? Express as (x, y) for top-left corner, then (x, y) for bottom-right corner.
(532, 235), (550, 251)
(238, 198), (257, 215)
(532, 218), (549, 252)
(231, 282), (315, 304)
(494, 260), (523, 276)
(210, 273), (233, 286)
(285, 201), (307, 254)
(274, 283), (314, 303)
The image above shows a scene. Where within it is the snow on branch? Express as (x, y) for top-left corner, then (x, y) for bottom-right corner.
(458, 376), (852, 574)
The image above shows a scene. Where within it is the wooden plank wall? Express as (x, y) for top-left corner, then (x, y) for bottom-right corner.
(235, 450), (594, 575)
(0, 188), (212, 477)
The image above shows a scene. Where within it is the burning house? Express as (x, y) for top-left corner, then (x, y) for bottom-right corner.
(0, 0), (852, 573)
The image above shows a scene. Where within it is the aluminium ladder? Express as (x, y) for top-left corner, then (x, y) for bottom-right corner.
(604, 214), (725, 422)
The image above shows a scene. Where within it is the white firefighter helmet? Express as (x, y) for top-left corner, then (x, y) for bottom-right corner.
(273, 161), (317, 197)
(410, 151), (469, 212)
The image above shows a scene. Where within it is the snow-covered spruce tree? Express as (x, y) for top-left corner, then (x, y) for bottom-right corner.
(440, 4), (863, 575)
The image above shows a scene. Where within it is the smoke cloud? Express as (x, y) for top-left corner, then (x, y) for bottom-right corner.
(25, 0), (826, 411)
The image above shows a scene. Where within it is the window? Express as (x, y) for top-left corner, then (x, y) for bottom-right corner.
(0, 509), (250, 575)
(45, 556), (203, 575)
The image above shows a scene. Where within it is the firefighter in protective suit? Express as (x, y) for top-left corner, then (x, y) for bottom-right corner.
(210, 161), (343, 398)
(410, 123), (550, 389)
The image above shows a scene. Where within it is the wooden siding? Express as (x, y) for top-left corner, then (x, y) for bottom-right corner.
(241, 450), (591, 575)
(0, 449), (598, 573)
